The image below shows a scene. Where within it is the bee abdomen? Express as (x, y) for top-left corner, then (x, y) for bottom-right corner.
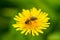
(30, 17), (37, 21)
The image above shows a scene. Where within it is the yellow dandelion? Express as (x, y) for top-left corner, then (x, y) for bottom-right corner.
(12, 7), (50, 36)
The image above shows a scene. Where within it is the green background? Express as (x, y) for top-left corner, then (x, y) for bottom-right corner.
(0, 0), (60, 40)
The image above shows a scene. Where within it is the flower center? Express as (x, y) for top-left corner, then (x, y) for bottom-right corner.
(25, 17), (37, 24)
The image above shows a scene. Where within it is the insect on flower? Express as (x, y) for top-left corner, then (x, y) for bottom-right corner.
(25, 17), (37, 24)
(25, 19), (30, 24)
(12, 7), (50, 36)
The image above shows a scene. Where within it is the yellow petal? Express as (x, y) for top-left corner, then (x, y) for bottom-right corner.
(22, 9), (30, 18)
(38, 12), (48, 19)
(36, 29), (43, 34)
(39, 31), (44, 34)
(32, 30), (35, 36)
(12, 24), (19, 28)
(18, 13), (24, 18)
(41, 18), (50, 22)
(30, 8), (41, 17)
(14, 15), (21, 21)
(25, 29), (30, 35)
(21, 29), (26, 34)
(44, 28), (47, 29)
(33, 30), (39, 36)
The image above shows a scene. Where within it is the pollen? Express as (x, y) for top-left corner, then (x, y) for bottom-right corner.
(12, 7), (50, 36)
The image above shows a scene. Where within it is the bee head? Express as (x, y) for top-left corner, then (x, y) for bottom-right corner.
(25, 19), (30, 24)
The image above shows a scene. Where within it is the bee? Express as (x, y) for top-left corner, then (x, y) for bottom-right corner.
(25, 17), (37, 24)
(30, 17), (37, 21)
(25, 19), (30, 24)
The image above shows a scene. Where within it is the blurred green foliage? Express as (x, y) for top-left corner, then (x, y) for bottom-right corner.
(0, 0), (60, 40)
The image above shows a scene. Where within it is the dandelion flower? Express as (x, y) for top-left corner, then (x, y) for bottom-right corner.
(12, 8), (50, 36)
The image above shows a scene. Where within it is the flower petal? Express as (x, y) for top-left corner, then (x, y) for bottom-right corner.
(22, 9), (30, 18)
(25, 29), (30, 35)
(30, 8), (41, 17)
